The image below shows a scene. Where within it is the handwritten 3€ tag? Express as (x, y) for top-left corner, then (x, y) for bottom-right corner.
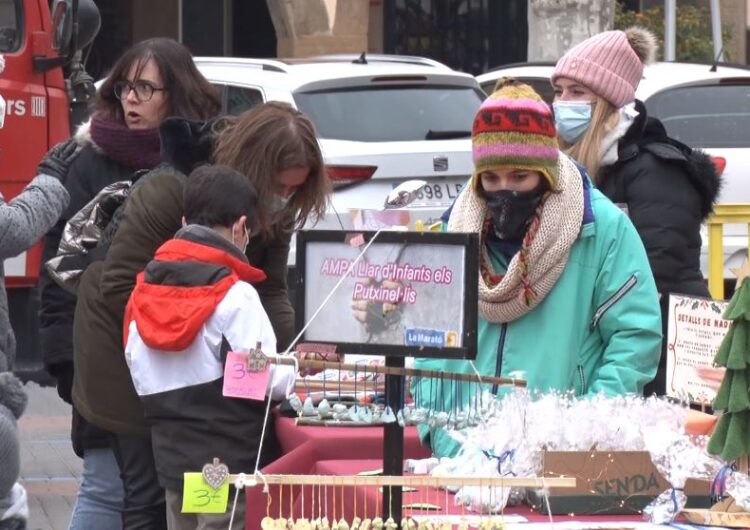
(222, 350), (271, 400)
(182, 472), (229, 513)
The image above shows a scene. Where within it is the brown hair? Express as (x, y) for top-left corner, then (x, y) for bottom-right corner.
(212, 102), (330, 240)
(559, 95), (619, 181)
(95, 37), (221, 123)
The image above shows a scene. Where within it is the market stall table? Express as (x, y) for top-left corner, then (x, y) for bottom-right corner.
(273, 413), (430, 457)
(246, 414), (431, 529)
(245, 456), (661, 529)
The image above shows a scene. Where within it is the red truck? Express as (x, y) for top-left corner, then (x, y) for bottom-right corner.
(1, 0), (99, 375)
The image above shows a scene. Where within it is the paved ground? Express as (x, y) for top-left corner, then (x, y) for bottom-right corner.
(18, 382), (80, 530)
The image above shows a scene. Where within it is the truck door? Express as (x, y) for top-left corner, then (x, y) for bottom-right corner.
(1, 0), (63, 374)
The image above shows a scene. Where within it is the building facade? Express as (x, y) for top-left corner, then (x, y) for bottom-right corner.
(86, 0), (747, 81)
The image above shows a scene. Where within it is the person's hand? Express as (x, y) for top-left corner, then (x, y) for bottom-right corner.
(696, 366), (726, 392)
(351, 278), (404, 334)
(38, 139), (82, 183)
(296, 349), (342, 377)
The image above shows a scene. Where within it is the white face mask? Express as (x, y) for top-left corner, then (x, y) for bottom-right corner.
(232, 224), (249, 254)
(270, 193), (292, 215)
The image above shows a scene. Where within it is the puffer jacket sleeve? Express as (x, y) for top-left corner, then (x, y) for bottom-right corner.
(99, 169), (184, 318)
(40, 155), (98, 375)
(248, 225), (295, 352)
(588, 208), (662, 395)
(0, 175), (68, 259)
(613, 153), (703, 293)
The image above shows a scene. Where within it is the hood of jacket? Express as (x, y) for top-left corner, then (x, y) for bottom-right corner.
(125, 225), (266, 351)
(159, 117), (217, 175)
(618, 100), (722, 219)
(73, 119), (100, 151)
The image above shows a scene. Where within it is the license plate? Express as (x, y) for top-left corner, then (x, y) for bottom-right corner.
(409, 181), (465, 207)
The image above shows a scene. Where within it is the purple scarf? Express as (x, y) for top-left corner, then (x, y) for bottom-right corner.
(90, 113), (161, 170)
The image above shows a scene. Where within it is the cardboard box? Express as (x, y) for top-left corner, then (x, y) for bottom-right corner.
(526, 451), (710, 515)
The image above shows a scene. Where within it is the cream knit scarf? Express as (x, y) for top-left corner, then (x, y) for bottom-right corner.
(449, 155), (584, 323)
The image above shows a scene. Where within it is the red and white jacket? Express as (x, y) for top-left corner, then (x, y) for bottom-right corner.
(124, 224), (294, 490)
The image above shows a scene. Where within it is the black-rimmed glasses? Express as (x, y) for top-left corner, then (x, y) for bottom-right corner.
(113, 80), (166, 102)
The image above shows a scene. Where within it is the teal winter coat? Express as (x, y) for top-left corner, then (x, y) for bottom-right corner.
(413, 177), (662, 458)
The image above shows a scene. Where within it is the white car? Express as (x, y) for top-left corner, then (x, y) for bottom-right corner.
(478, 62), (750, 282)
(194, 55), (484, 271)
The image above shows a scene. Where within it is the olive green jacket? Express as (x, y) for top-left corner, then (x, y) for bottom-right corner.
(73, 166), (294, 436)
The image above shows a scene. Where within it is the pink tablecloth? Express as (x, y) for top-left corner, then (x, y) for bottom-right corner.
(273, 415), (429, 458)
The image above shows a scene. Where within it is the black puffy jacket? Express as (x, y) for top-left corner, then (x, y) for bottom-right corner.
(598, 100), (722, 300)
(39, 121), (143, 455)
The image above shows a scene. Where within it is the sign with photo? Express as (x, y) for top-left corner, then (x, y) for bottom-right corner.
(666, 294), (730, 405)
(295, 230), (478, 359)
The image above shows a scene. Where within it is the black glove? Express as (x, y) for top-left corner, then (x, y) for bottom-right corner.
(48, 361), (74, 404)
(37, 139), (82, 183)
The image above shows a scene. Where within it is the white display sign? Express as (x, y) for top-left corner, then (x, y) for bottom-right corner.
(666, 294), (730, 405)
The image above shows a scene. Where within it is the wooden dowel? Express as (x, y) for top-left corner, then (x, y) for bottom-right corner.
(294, 380), (385, 393)
(269, 356), (527, 388)
(231, 473), (575, 489)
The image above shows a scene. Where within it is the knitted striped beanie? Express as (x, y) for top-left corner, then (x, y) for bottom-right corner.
(471, 79), (559, 191)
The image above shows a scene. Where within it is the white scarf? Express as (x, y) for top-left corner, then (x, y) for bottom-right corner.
(600, 102), (639, 168)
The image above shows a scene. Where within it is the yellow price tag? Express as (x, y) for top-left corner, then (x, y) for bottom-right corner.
(182, 472), (229, 513)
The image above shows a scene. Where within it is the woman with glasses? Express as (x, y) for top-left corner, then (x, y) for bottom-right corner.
(39, 37), (220, 530)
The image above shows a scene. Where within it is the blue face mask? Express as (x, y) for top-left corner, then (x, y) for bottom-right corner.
(553, 101), (593, 144)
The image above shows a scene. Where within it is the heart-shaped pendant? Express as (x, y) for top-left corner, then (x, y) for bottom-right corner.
(288, 394), (303, 412)
(317, 398), (331, 417)
(302, 397), (316, 416)
(359, 406), (373, 423)
(201, 457), (229, 490)
(380, 406), (397, 423)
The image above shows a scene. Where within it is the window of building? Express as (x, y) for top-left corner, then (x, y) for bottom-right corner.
(0, 0), (20, 52)
(385, 0), (527, 74)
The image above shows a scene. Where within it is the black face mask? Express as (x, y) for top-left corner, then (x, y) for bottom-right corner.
(484, 186), (546, 240)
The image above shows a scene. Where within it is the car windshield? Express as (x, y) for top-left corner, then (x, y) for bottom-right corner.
(295, 85), (483, 142)
(645, 83), (750, 148)
(0, 0), (19, 52)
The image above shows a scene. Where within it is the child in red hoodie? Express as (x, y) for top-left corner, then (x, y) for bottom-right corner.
(123, 164), (294, 530)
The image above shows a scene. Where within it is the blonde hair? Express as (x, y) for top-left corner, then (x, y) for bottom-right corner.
(559, 95), (619, 181)
(212, 102), (331, 240)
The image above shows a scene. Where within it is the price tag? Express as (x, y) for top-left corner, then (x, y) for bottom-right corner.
(222, 351), (271, 400)
(181, 472), (229, 513)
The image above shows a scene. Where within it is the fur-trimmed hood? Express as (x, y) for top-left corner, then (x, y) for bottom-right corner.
(618, 100), (722, 219)
(72, 119), (102, 152)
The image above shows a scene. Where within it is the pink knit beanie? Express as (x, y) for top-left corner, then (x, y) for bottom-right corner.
(552, 27), (658, 108)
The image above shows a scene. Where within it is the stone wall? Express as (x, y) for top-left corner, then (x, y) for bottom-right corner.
(527, 0), (615, 61)
(265, 0), (371, 57)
